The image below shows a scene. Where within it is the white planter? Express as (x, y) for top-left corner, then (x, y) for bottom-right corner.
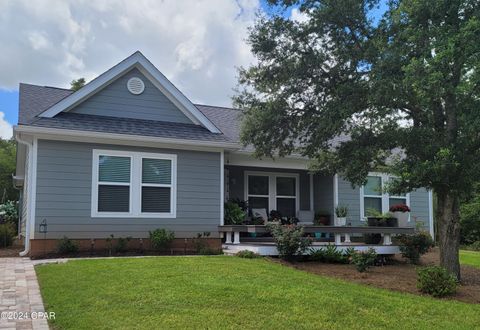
(335, 217), (347, 226)
(393, 211), (410, 227)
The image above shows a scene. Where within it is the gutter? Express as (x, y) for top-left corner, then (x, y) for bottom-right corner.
(15, 133), (32, 257)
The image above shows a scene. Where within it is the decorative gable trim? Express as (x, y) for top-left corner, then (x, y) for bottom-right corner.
(39, 51), (221, 133)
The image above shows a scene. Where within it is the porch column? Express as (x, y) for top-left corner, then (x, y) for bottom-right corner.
(335, 234), (342, 245)
(344, 233), (351, 244)
(383, 233), (392, 246)
(233, 232), (241, 244)
(225, 232), (232, 244)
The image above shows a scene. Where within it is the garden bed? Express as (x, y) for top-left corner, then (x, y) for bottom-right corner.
(279, 248), (480, 304)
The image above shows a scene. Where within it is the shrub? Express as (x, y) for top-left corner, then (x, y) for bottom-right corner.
(0, 223), (15, 247)
(149, 229), (175, 251)
(224, 202), (246, 225)
(397, 232), (434, 264)
(0, 201), (19, 228)
(267, 223), (312, 260)
(465, 241), (480, 251)
(236, 250), (261, 258)
(460, 187), (480, 244)
(351, 248), (377, 272)
(57, 236), (79, 255)
(193, 232), (222, 255)
(114, 237), (132, 253)
(417, 266), (457, 297)
(309, 245), (353, 264)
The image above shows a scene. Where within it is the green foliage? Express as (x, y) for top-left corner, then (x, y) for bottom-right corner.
(351, 249), (377, 273)
(460, 190), (480, 244)
(114, 237), (132, 253)
(193, 232), (222, 255)
(224, 201), (246, 225)
(335, 205), (348, 217)
(366, 208), (393, 219)
(267, 223), (311, 260)
(236, 250), (261, 258)
(398, 232), (434, 264)
(0, 223), (15, 247)
(235, 0), (480, 277)
(309, 245), (354, 264)
(464, 241), (480, 251)
(70, 78), (86, 91)
(57, 236), (79, 255)
(0, 139), (18, 203)
(417, 266), (457, 297)
(0, 200), (18, 229)
(149, 229), (175, 251)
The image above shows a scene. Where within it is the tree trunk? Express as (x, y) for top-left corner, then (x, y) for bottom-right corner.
(436, 191), (461, 280)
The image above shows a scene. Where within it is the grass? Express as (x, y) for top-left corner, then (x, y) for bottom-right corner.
(460, 250), (480, 268)
(36, 257), (480, 329)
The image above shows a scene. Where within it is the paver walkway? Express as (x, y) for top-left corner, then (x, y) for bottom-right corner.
(0, 258), (49, 330)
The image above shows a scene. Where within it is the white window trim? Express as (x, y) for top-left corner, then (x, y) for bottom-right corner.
(359, 172), (410, 221)
(244, 171), (300, 216)
(91, 149), (177, 218)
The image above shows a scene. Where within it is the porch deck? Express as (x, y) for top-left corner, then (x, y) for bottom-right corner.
(219, 225), (415, 256)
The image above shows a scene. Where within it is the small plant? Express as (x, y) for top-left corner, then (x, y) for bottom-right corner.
(114, 236), (132, 253)
(149, 229), (175, 251)
(335, 205), (348, 217)
(417, 266), (457, 297)
(236, 250), (261, 258)
(309, 245), (353, 264)
(0, 223), (15, 247)
(351, 248), (377, 272)
(389, 204), (411, 213)
(314, 211), (330, 225)
(397, 232), (434, 264)
(57, 236), (79, 255)
(224, 201), (246, 225)
(0, 201), (19, 228)
(267, 223), (312, 260)
(193, 232), (222, 255)
(106, 234), (115, 256)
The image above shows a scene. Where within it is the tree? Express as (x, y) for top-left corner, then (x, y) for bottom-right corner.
(235, 0), (480, 279)
(0, 138), (18, 202)
(70, 78), (86, 91)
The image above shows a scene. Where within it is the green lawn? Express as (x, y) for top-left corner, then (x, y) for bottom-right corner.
(36, 257), (480, 329)
(460, 250), (480, 268)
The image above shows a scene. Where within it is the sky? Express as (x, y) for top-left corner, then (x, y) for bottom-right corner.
(0, 0), (387, 140)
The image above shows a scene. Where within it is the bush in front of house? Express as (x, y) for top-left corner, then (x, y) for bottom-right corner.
(267, 223), (311, 260)
(0, 201), (19, 230)
(351, 248), (377, 272)
(309, 245), (354, 264)
(149, 229), (175, 251)
(57, 236), (79, 255)
(114, 236), (132, 253)
(0, 223), (16, 248)
(236, 250), (261, 258)
(397, 232), (434, 264)
(224, 201), (247, 225)
(464, 241), (480, 251)
(417, 266), (457, 297)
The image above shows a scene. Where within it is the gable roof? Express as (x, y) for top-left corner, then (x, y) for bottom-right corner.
(38, 51), (221, 133)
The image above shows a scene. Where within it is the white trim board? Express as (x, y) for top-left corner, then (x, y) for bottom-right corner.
(38, 51), (220, 133)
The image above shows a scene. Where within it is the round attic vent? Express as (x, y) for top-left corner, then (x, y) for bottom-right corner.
(127, 77), (145, 95)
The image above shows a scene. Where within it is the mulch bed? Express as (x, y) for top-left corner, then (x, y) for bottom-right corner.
(0, 246), (24, 257)
(277, 248), (480, 304)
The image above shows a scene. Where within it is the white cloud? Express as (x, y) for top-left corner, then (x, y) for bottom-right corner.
(0, 112), (13, 139)
(290, 8), (309, 23)
(0, 0), (259, 106)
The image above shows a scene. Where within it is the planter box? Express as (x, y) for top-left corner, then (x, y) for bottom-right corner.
(393, 211), (410, 227)
(367, 217), (398, 227)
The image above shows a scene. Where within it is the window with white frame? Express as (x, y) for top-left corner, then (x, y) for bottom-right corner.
(361, 174), (409, 218)
(92, 150), (176, 217)
(246, 172), (299, 218)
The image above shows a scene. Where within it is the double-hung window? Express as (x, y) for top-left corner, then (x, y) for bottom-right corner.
(360, 174), (409, 219)
(92, 150), (176, 218)
(246, 172), (299, 218)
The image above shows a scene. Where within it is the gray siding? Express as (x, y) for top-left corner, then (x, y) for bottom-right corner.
(410, 188), (431, 230)
(337, 176), (362, 226)
(313, 174), (334, 217)
(34, 140), (221, 239)
(70, 68), (193, 124)
(226, 166), (311, 212)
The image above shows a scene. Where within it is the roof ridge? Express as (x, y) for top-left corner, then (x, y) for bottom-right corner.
(195, 103), (243, 112)
(20, 83), (73, 91)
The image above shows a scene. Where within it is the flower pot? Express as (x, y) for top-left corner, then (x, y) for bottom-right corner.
(367, 217), (380, 226)
(314, 232), (322, 239)
(393, 211), (410, 227)
(335, 217), (347, 226)
(315, 215), (330, 226)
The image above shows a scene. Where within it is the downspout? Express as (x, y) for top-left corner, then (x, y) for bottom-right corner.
(15, 133), (32, 257)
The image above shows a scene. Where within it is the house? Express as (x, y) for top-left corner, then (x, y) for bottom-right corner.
(14, 52), (433, 257)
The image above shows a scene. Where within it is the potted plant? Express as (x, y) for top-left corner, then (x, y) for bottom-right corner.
(335, 205), (348, 226)
(314, 211), (331, 239)
(389, 203), (411, 227)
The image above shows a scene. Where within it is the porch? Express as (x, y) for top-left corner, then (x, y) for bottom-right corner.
(219, 225), (415, 256)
